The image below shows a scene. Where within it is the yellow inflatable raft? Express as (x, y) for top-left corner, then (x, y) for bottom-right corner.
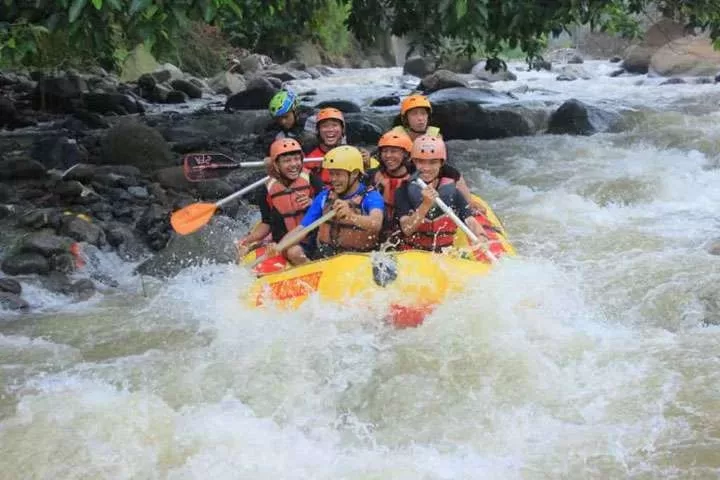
(241, 195), (515, 327)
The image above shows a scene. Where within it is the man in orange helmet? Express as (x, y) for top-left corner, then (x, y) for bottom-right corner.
(395, 135), (487, 252)
(236, 138), (324, 264)
(392, 93), (441, 141)
(365, 131), (414, 242)
(304, 107), (347, 186)
(392, 93), (485, 213)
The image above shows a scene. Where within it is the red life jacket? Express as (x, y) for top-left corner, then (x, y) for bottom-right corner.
(405, 176), (458, 251)
(306, 146), (331, 186)
(266, 172), (312, 232)
(317, 189), (379, 254)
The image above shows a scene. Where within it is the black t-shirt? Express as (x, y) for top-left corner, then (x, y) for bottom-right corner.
(255, 174), (326, 242)
(394, 177), (472, 222)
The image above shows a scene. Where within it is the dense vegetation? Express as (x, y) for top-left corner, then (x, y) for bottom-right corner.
(1, 0), (719, 72)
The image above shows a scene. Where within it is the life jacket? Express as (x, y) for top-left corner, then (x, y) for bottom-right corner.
(317, 188), (379, 255)
(390, 125), (441, 138)
(306, 146), (331, 186)
(404, 175), (458, 251)
(266, 171), (313, 233)
(373, 169), (408, 222)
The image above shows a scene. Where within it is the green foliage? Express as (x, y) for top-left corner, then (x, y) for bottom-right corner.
(308, 1), (351, 56)
(218, 0), (330, 60)
(0, 0), (242, 69)
(173, 22), (233, 77)
(4, 0), (720, 73)
(347, 0), (720, 67)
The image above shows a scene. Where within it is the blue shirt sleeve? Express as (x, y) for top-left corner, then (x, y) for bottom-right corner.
(362, 190), (385, 215)
(300, 190), (328, 227)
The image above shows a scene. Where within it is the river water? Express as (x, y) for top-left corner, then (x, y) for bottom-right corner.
(2, 61), (720, 479)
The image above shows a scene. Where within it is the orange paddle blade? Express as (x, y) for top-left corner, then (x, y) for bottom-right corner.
(170, 202), (218, 235)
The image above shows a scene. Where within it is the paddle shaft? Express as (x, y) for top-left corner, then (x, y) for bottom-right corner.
(235, 156), (323, 168)
(415, 178), (498, 264)
(216, 176), (269, 208)
(250, 210), (336, 268)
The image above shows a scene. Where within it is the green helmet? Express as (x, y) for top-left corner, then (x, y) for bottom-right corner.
(268, 90), (299, 117)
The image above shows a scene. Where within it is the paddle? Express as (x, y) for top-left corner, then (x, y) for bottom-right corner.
(415, 178), (499, 264)
(170, 176), (269, 235)
(183, 152), (324, 182)
(249, 210), (336, 269)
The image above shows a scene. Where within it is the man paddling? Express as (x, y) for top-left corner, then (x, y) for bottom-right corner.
(265, 145), (384, 263)
(395, 135), (487, 252)
(236, 138), (324, 264)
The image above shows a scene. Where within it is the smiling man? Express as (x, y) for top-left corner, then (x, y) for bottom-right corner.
(267, 146), (384, 263)
(236, 138), (324, 265)
(395, 135), (487, 252)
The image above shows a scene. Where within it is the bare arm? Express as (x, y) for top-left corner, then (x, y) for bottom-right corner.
(350, 209), (383, 233)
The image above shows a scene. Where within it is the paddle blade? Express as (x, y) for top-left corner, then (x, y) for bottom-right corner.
(170, 203), (218, 235)
(183, 152), (240, 182)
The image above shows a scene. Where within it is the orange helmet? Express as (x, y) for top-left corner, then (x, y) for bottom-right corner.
(400, 94), (432, 116)
(378, 131), (413, 153)
(316, 108), (345, 128)
(411, 135), (446, 161)
(270, 138), (303, 162)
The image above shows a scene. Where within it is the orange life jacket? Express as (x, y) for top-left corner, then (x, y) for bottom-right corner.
(405, 176), (458, 251)
(266, 172), (312, 232)
(306, 146), (331, 186)
(317, 189), (379, 254)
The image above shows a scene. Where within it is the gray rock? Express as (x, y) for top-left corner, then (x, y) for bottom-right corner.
(0, 292), (29, 311)
(2, 252), (50, 275)
(165, 90), (188, 104)
(128, 186), (149, 199)
(314, 100), (362, 113)
(0, 278), (22, 295)
(547, 99), (624, 136)
(471, 62), (518, 82)
(170, 79), (202, 99)
(420, 70), (470, 93)
(403, 56), (436, 77)
(20, 232), (74, 256)
(69, 278), (96, 301)
(0, 157), (46, 180)
(59, 216), (105, 245)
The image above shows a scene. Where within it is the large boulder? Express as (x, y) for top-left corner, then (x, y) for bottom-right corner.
(225, 77), (277, 111)
(471, 62), (518, 82)
(0, 157), (46, 180)
(420, 70), (470, 94)
(314, 100), (362, 113)
(622, 19), (686, 74)
(547, 99), (623, 136)
(100, 121), (173, 172)
(650, 36), (720, 77)
(424, 87), (534, 140)
(209, 71), (247, 95)
(2, 252), (50, 276)
(403, 56), (436, 77)
(83, 92), (144, 115)
(32, 73), (88, 113)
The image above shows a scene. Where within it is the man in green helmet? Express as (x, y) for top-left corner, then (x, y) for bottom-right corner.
(260, 89), (314, 155)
